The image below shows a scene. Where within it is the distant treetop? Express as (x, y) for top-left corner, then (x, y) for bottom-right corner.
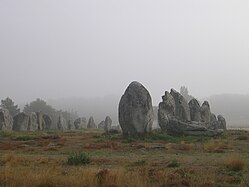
(0, 97), (20, 117)
(180, 86), (194, 102)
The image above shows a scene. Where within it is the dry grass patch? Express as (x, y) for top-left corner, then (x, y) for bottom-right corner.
(204, 139), (231, 153)
(224, 154), (245, 172)
(0, 142), (19, 150)
(171, 141), (194, 151)
(83, 141), (121, 150)
(236, 135), (248, 141)
(0, 129), (248, 187)
(0, 165), (169, 187)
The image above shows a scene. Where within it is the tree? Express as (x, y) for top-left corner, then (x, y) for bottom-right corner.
(1, 97), (20, 117)
(23, 98), (56, 115)
(23, 98), (78, 128)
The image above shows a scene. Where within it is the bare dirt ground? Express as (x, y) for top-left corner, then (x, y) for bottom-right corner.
(0, 129), (248, 187)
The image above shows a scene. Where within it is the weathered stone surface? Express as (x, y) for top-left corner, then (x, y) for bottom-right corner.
(13, 112), (29, 131)
(87, 116), (96, 128)
(189, 99), (201, 122)
(161, 91), (176, 117)
(104, 116), (112, 132)
(166, 119), (223, 136)
(210, 113), (217, 122)
(43, 114), (52, 130)
(217, 115), (226, 130)
(57, 115), (66, 130)
(36, 112), (45, 130)
(170, 89), (190, 121)
(158, 106), (169, 132)
(200, 101), (211, 123)
(98, 121), (105, 129)
(158, 89), (226, 136)
(118, 81), (154, 136)
(0, 108), (13, 130)
(206, 113), (219, 130)
(28, 112), (38, 131)
(74, 118), (87, 129)
(158, 91), (175, 131)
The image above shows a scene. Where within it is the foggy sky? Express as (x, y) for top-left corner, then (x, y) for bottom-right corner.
(1, 0), (249, 105)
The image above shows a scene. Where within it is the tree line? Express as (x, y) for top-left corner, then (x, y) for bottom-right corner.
(0, 97), (78, 127)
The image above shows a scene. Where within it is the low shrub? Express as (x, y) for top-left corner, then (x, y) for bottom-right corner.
(67, 152), (91, 165)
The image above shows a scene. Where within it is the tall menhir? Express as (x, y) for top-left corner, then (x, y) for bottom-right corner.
(118, 81), (154, 136)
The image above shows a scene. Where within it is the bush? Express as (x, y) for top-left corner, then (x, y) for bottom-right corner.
(67, 152), (91, 165)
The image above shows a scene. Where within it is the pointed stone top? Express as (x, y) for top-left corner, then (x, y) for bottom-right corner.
(128, 81), (145, 89)
(202, 101), (210, 108)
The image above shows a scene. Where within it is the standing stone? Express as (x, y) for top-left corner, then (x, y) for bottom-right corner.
(57, 115), (67, 130)
(104, 116), (112, 132)
(200, 101), (211, 123)
(118, 81), (154, 136)
(217, 115), (227, 130)
(43, 114), (52, 130)
(98, 121), (105, 129)
(207, 113), (219, 130)
(161, 91), (176, 118)
(170, 89), (190, 121)
(166, 118), (223, 136)
(87, 116), (96, 128)
(13, 112), (29, 131)
(28, 112), (38, 131)
(67, 120), (74, 130)
(36, 112), (45, 130)
(0, 108), (13, 130)
(210, 113), (217, 122)
(157, 88), (227, 136)
(189, 99), (201, 122)
(74, 118), (87, 129)
(158, 91), (176, 131)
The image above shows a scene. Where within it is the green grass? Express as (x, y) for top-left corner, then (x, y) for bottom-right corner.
(146, 133), (210, 143)
(167, 159), (181, 168)
(67, 152), (91, 165)
(130, 160), (147, 167)
(94, 133), (121, 142)
(14, 136), (34, 141)
(120, 132), (210, 144)
(0, 131), (13, 137)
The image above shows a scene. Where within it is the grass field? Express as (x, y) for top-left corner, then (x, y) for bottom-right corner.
(0, 129), (248, 187)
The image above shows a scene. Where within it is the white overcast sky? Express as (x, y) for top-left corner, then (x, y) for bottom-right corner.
(0, 0), (249, 105)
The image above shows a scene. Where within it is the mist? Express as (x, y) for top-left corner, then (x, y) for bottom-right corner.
(1, 0), (249, 126)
